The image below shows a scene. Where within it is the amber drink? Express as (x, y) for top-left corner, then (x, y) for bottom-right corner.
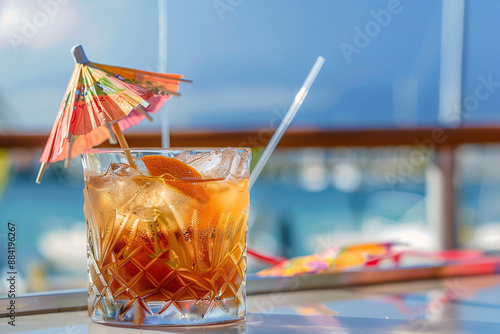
(82, 148), (250, 326)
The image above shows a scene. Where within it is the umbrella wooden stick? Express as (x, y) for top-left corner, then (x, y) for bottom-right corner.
(111, 122), (137, 169)
(64, 134), (75, 168)
(36, 162), (47, 184)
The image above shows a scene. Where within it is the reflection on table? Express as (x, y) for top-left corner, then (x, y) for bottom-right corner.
(9, 275), (500, 333)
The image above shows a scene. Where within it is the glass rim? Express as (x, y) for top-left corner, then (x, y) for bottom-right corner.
(82, 147), (252, 155)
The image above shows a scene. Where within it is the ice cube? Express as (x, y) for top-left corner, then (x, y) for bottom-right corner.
(98, 163), (154, 215)
(176, 149), (222, 176)
(133, 157), (150, 176)
(133, 207), (162, 223)
(105, 162), (144, 178)
(205, 148), (250, 180)
(227, 148), (250, 180)
(176, 148), (250, 180)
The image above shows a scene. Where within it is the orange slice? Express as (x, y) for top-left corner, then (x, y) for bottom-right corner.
(142, 155), (208, 202)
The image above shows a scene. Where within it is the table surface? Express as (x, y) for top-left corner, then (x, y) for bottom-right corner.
(5, 275), (500, 334)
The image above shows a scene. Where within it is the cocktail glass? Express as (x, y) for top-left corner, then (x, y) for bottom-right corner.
(82, 148), (250, 326)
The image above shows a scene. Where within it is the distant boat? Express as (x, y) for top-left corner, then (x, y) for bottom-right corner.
(37, 224), (87, 273)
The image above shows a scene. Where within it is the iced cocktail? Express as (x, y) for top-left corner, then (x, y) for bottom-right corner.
(82, 148), (250, 326)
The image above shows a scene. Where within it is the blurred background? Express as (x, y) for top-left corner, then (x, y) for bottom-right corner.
(1, 0), (500, 294)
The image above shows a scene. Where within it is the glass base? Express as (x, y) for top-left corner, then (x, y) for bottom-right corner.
(89, 296), (246, 326)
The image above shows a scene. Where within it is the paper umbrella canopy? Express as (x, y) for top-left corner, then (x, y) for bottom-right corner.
(256, 243), (397, 277)
(37, 44), (190, 182)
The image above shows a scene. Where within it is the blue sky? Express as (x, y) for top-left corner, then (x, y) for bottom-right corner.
(0, 0), (498, 132)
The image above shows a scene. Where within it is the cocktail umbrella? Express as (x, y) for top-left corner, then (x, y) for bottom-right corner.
(256, 242), (398, 277)
(37, 44), (190, 183)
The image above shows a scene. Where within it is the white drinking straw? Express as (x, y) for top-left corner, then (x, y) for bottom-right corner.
(158, 0), (170, 148)
(249, 56), (325, 189)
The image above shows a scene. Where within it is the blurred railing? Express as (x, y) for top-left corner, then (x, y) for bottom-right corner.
(3, 126), (500, 250)
(3, 126), (500, 148)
